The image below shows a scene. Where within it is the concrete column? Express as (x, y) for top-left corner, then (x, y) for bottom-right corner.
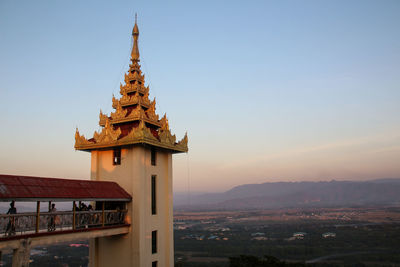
(89, 238), (99, 267)
(12, 239), (31, 267)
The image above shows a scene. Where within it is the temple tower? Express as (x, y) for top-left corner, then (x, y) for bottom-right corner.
(75, 17), (188, 267)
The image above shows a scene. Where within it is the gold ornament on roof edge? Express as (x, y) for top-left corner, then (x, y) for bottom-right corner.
(160, 114), (169, 131)
(93, 119), (121, 143)
(176, 133), (188, 150)
(146, 100), (159, 121)
(159, 128), (176, 146)
(111, 101), (128, 120)
(75, 128), (92, 146)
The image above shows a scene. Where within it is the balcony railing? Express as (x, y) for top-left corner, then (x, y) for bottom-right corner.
(0, 210), (127, 239)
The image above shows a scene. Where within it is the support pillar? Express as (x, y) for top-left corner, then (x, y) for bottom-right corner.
(12, 239), (31, 267)
(35, 202), (40, 233)
(73, 201), (76, 230)
(89, 238), (99, 267)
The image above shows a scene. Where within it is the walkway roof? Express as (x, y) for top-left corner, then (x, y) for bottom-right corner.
(0, 174), (131, 201)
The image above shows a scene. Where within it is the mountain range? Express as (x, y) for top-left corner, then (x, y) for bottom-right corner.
(174, 178), (400, 210)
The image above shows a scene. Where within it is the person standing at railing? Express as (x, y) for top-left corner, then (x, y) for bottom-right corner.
(48, 203), (57, 232)
(80, 202), (88, 211)
(87, 204), (94, 228)
(6, 201), (17, 236)
(79, 203), (88, 228)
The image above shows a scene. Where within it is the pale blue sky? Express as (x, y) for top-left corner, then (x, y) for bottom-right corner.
(1, 1), (399, 192)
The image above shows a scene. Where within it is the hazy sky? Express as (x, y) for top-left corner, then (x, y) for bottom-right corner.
(1, 1), (399, 192)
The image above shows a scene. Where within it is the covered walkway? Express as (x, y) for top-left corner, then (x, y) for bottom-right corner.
(0, 174), (132, 266)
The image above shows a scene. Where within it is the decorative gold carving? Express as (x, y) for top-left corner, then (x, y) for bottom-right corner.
(146, 99), (159, 121)
(130, 93), (139, 103)
(134, 83), (143, 92)
(160, 114), (169, 131)
(120, 93), (131, 105)
(124, 73), (129, 85)
(111, 101), (127, 120)
(75, 128), (93, 146)
(128, 104), (145, 119)
(93, 119), (121, 143)
(120, 64), (148, 95)
(99, 110), (108, 126)
(112, 95), (119, 109)
(113, 92), (151, 108)
(137, 120), (157, 141)
(119, 83), (126, 95)
(176, 132), (188, 151)
(129, 61), (141, 72)
(132, 71), (143, 82)
(159, 128), (176, 146)
(142, 92), (150, 106)
(120, 120), (157, 142)
(123, 71), (145, 88)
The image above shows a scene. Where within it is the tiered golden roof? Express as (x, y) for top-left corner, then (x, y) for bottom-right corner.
(75, 19), (188, 153)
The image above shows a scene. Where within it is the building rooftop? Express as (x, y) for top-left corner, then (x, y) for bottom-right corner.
(0, 174), (131, 201)
(74, 19), (188, 153)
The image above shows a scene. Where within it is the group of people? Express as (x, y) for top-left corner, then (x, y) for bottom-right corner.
(4, 201), (124, 236)
(75, 202), (95, 228)
(74, 202), (93, 212)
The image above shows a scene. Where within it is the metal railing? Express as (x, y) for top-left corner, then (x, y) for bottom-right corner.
(0, 210), (127, 238)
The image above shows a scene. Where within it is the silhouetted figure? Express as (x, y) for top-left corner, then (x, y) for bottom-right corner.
(86, 204), (94, 227)
(81, 203), (88, 211)
(6, 201), (17, 236)
(48, 203), (57, 232)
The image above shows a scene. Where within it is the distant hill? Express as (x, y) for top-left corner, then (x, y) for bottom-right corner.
(174, 178), (400, 210)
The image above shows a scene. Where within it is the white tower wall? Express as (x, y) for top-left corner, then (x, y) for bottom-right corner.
(89, 146), (174, 267)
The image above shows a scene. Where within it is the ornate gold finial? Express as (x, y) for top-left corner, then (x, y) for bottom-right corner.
(131, 14), (140, 61)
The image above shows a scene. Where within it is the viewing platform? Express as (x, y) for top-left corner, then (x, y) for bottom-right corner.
(0, 209), (129, 243)
(0, 174), (132, 265)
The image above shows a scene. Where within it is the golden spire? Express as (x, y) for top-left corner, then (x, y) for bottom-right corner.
(75, 17), (188, 153)
(131, 13), (140, 62)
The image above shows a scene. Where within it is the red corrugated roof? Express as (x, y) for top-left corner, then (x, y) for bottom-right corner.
(0, 174), (131, 201)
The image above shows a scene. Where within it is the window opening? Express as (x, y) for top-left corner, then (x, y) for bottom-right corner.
(152, 230), (157, 254)
(151, 175), (156, 215)
(113, 148), (121, 165)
